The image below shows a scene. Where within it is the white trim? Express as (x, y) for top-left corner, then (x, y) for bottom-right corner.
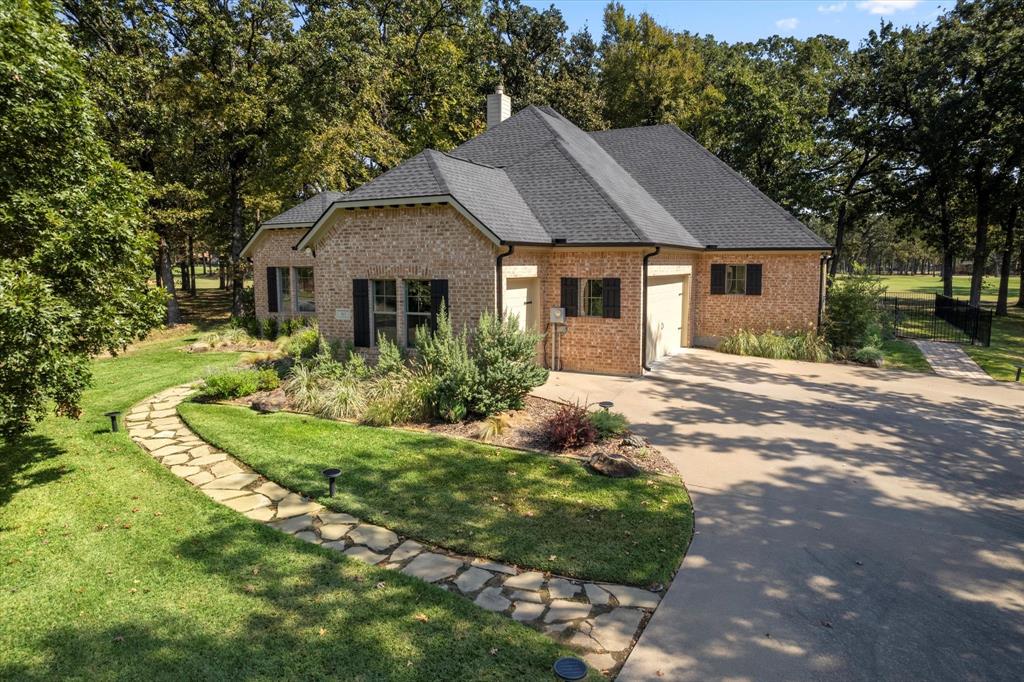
(294, 195), (502, 253)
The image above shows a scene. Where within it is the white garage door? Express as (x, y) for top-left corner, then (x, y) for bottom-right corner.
(646, 275), (685, 365)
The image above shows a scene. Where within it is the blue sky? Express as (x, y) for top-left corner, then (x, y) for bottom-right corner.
(523, 0), (951, 45)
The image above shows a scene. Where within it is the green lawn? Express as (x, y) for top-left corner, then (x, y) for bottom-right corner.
(879, 274), (1019, 303)
(0, 334), (577, 680)
(178, 403), (693, 587)
(880, 339), (932, 373)
(879, 274), (1024, 381)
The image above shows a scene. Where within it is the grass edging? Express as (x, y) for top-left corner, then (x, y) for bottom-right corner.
(178, 401), (693, 587)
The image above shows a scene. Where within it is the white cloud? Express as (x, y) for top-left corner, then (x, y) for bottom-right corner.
(775, 17), (800, 30)
(856, 0), (921, 14)
(817, 2), (848, 12)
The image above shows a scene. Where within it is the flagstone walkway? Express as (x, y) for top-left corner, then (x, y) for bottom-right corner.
(126, 384), (664, 676)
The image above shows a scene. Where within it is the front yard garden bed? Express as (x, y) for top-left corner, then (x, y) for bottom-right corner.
(178, 401), (693, 587)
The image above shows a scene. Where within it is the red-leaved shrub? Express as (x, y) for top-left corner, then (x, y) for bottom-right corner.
(544, 401), (597, 450)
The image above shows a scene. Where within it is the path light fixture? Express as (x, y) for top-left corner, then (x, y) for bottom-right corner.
(104, 411), (122, 433)
(552, 656), (588, 681)
(322, 468), (341, 497)
(597, 401), (614, 412)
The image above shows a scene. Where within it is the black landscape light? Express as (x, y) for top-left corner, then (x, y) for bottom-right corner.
(552, 656), (588, 681)
(597, 401), (614, 412)
(322, 468), (341, 497)
(104, 411), (122, 433)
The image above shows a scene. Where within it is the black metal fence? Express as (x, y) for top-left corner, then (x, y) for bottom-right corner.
(881, 292), (993, 346)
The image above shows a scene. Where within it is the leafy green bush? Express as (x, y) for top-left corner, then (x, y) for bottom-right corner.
(852, 345), (884, 366)
(260, 317), (279, 341)
(374, 334), (406, 376)
(825, 270), (887, 351)
(198, 368), (279, 400)
(415, 306), (479, 422)
(589, 409), (629, 440)
(278, 325), (321, 359)
(544, 401), (597, 450)
(471, 312), (548, 414)
(719, 329), (831, 362)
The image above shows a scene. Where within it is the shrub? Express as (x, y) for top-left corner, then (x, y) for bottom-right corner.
(476, 414), (510, 443)
(312, 376), (364, 420)
(825, 269), (887, 351)
(260, 317), (279, 341)
(198, 368), (279, 400)
(278, 325), (321, 359)
(415, 306), (478, 422)
(470, 312), (548, 415)
(544, 401), (597, 450)
(374, 334), (406, 376)
(589, 409), (629, 440)
(719, 329), (830, 363)
(852, 345), (884, 366)
(360, 371), (431, 426)
(197, 327), (257, 348)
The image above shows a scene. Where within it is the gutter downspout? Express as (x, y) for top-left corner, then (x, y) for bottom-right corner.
(495, 244), (514, 317)
(817, 252), (832, 330)
(641, 246), (661, 372)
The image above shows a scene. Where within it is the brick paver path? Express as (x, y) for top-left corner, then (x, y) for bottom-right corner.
(126, 384), (665, 676)
(914, 340), (994, 382)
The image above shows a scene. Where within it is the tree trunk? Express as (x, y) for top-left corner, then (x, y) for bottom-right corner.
(968, 181), (990, 307)
(829, 201), (848, 280)
(153, 253), (162, 287)
(996, 205), (1017, 315)
(188, 233), (197, 295)
(219, 258), (226, 289)
(228, 153), (247, 316)
(160, 235), (180, 325)
(1016, 235), (1024, 308)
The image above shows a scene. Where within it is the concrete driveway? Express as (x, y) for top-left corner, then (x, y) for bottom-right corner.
(535, 349), (1024, 681)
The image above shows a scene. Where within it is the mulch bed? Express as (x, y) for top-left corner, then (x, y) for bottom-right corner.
(229, 391), (678, 477)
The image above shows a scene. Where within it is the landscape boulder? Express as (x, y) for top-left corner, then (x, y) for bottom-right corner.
(588, 452), (639, 478)
(621, 433), (646, 449)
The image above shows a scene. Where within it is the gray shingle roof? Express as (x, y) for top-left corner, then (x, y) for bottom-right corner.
(590, 125), (829, 249)
(263, 191), (348, 226)
(268, 106), (829, 251)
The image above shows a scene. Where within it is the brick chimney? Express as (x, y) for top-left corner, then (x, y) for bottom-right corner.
(487, 85), (511, 129)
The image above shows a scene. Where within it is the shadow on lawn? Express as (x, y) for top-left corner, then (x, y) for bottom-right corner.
(0, 520), (563, 681)
(614, 352), (1024, 680)
(0, 434), (67, 509)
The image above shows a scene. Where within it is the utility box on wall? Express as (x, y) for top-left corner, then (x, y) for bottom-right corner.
(550, 307), (566, 325)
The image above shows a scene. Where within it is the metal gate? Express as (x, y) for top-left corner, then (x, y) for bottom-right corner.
(881, 293), (993, 346)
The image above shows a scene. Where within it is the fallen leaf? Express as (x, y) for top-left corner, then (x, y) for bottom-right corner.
(112, 635), (124, 643)
(243, 584), (257, 593)
(414, 613), (429, 623)
(374, 581), (386, 590)
(318, 627), (327, 637)
(489, 648), (498, 656)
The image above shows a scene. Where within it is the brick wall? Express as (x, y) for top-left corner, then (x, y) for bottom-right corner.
(251, 228), (315, 320)
(694, 251), (823, 342)
(313, 205), (497, 348)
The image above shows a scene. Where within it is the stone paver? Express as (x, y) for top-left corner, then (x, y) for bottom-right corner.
(511, 601), (546, 622)
(914, 340), (994, 381)
(348, 524), (398, 552)
(503, 570), (544, 591)
(474, 587), (510, 612)
(388, 540), (424, 563)
(345, 546), (386, 564)
(547, 578), (581, 600)
(601, 584), (660, 609)
(125, 382), (664, 678)
(318, 524), (353, 541)
(544, 599), (592, 623)
(401, 552), (464, 582)
(453, 566), (492, 593)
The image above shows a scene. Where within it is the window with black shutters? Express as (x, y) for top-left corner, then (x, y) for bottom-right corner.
(405, 280), (431, 347)
(372, 279), (397, 345)
(582, 279), (603, 317)
(295, 267), (315, 312)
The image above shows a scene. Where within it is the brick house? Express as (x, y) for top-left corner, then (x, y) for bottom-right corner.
(242, 88), (831, 376)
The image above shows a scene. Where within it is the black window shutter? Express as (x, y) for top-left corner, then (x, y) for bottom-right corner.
(560, 277), (579, 317)
(429, 279), (449, 331)
(352, 279), (370, 347)
(266, 267), (278, 313)
(602, 277), (621, 318)
(746, 264), (762, 295)
(710, 264), (726, 295)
